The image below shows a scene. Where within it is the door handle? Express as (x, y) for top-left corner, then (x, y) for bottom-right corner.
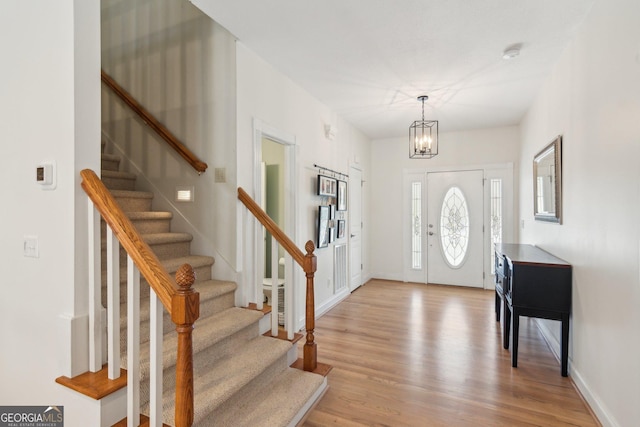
(428, 232), (434, 236)
(350, 234), (356, 238)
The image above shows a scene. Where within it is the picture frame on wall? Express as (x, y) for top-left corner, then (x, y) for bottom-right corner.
(317, 205), (330, 248)
(337, 180), (347, 211)
(317, 175), (337, 197)
(337, 220), (345, 239)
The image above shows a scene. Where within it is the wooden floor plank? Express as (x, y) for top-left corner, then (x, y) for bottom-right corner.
(300, 279), (599, 427)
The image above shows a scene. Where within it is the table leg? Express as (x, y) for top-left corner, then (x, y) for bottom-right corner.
(503, 301), (511, 349)
(511, 309), (519, 368)
(561, 313), (569, 377)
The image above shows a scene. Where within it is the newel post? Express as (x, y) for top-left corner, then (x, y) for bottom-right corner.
(303, 241), (318, 372)
(172, 264), (200, 427)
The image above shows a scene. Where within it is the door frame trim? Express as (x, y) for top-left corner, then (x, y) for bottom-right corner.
(252, 119), (299, 326)
(402, 162), (514, 288)
(348, 164), (363, 292)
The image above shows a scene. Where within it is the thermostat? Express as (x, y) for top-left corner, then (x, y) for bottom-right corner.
(37, 161), (56, 190)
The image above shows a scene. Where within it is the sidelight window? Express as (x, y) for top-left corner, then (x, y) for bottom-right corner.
(411, 181), (422, 269)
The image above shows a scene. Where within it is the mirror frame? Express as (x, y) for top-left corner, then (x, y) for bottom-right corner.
(533, 135), (562, 223)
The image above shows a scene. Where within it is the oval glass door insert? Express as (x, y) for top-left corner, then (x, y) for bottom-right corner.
(439, 186), (469, 268)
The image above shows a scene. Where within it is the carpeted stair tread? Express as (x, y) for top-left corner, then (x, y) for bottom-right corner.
(110, 189), (154, 212)
(102, 153), (120, 162)
(102, 255), (215, 304)
(126, 211), (173, 221)
(101, 153), (121, 172)
(139, 232), (193, 245)
(104, 254), (215, 283)
(120, 211), (173, 234)
(161, 255), (215, 274)
(179, 335), (294, 425)
(203, 367), (326, 427)
(102, 169), (137, 180)
(101, 232), (192, 249)
(120, 280), (238, 332)
(130, 307), (264, 383)
(110, 189), (154, 199)
(102, 170), (137, 191)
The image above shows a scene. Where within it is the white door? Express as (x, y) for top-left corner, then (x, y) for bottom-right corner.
(427, 170), (484, 287)
(349, 166), (362, 291)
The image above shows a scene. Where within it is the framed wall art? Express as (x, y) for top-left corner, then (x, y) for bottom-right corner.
(337, 180), (347, 211)
(317, 175), (337, 197)
(317, 205), (330, 248)
(337, 220), (345, 239)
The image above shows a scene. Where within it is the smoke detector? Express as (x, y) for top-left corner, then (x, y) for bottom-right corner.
(502, 45), (521, 60)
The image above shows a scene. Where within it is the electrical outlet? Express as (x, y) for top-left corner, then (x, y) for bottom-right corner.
(24, 236), (39, 258)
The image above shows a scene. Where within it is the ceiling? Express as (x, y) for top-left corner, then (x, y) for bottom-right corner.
(194, 0), (594, 140)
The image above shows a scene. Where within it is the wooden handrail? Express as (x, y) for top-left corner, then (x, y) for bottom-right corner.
(81, 169), (176, 309)
(237, 187), (307, 269)
(81, 169), (198, 426)
(101, 70), (208, 174)
(237, 187), (318, 371)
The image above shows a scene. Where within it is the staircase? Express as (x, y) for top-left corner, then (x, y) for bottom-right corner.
(100, 150), (325, 426)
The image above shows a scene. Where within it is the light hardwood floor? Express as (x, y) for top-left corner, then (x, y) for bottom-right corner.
(299, 279), (599, 427)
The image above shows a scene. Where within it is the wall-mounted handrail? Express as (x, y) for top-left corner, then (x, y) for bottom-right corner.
(101, 70), (208, 174)
(80, 169), (198, 426)
(237, 187), (318, 371)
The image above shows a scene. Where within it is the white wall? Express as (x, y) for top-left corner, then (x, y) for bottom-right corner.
(235, 43), (372, 323)
(0, 1), (101, 425)
(518, 0), (640, 425)
(101, 0), (238, 279)
(370, 126), (520, 281)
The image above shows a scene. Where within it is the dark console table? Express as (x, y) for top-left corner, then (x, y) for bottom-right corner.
(494, 243), (572, 376)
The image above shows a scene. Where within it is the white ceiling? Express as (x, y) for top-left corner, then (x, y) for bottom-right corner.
(193, 0), (594, 140)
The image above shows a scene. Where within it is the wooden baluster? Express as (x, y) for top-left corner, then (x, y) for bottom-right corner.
(172, 264), (200, 427)
(303, 241), (318, 372)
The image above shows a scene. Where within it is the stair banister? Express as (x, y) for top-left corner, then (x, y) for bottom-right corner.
(80, 169), (198, 427)
(237, 187), (318, 372)
(101, 70), (208, 175)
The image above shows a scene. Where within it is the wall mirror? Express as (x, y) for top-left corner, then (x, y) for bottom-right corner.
(533, 135), (562, 223)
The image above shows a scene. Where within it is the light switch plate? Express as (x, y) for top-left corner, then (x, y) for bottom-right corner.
(214, 168), (226, 183)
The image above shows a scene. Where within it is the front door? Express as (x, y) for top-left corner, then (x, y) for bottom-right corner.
(427, 170), (484, 287)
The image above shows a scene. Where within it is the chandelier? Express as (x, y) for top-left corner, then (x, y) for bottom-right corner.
(409, 95), (438, 159)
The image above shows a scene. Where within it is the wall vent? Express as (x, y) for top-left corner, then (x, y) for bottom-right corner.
(334, 244), (348, 292)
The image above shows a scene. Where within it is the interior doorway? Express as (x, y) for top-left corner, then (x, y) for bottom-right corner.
(261, 138), (285, 282)
(252, 120), (297, 328)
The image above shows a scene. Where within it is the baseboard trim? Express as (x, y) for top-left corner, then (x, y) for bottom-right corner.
(57, 313), (89, 378)
(316, 287), (350, 319)
(534, 319), (616, 427)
